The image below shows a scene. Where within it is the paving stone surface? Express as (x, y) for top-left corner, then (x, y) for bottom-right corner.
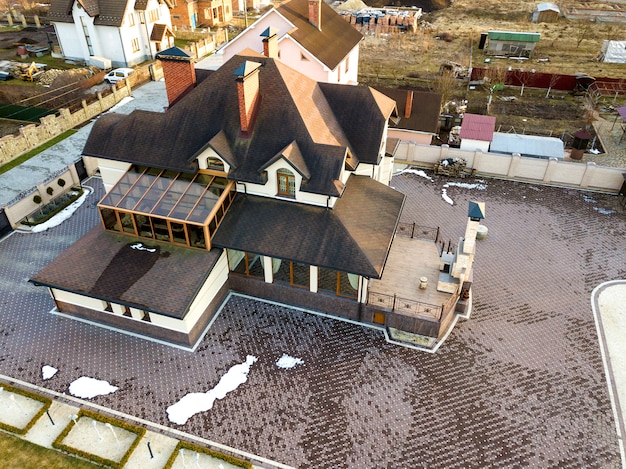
(0, 172), (624, 468)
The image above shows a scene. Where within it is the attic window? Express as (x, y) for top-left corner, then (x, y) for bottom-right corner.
(277, 168), (296, 197)
(207, 157), (225, 172)
(300, 53), (309, 62)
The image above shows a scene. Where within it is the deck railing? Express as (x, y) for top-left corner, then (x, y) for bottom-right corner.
(396, 222), (457, 256)
(367, 291), (443, 320)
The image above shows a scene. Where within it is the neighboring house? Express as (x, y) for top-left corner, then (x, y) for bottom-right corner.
(599, 40), (626, 64)
(459, 113), (496, 153)
(170, 0), (232, 29)
(490, 133), (564, 160)
(215, 0), (362, 84)
(31, 48), (410, 347)
(483, 30), (541, 58)
(47, 0), (175, 68)
(531, 3), (560, 23)
(375, 88), (442, 145)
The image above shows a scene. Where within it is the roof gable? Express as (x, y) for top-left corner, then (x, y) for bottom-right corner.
(83, 54), (391, 197)
(276, 0), (362, 70)
(47, 0), (163, 26)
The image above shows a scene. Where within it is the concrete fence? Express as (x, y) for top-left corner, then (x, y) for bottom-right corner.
(0, 82), (132, 167)
(395, 142), (625, 193)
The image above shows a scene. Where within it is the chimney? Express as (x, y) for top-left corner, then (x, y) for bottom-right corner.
(260, 26), (278, 59)
(404, 90), (414, 119)
(233, 61), (262, 134)
(156, 47), (196, 108)
(308, 0), (321, 30)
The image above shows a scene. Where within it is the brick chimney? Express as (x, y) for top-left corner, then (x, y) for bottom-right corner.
(308, 0), (321, 30)
(233, 61), (262, 134)
(156, 47), (197, 108)
(404, 90), (413, 119)
(260, 26), (278, 59)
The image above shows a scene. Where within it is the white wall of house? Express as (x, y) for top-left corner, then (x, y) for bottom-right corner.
(277, 36), (332, 83)
(53, 0), (172, 67)
(220, 9), (292, 63)
(97, 159), (132, 192)
(183, 250), (229, 329)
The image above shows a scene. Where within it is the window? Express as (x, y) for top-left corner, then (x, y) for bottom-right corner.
(148, 9), (159, 22)
(230, 251), (264, 279)
(300, 52), (309, 61)
(274, 259), (309, 288)
(142, 311), (151, 322)
(318, 268), (358, 299)
(127, 13), (135, 26)
(204, 8), (210, 18)
(131, 38), (140, 52)
(206, 157), (225, 172)
(277, 169), (295, 197)
(345, 55), (349, 73)
(103, 301), (113, 312)
(123, 306), (132, 317)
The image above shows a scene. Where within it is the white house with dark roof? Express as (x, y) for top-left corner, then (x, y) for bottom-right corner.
(31, 48), (480, 349)
(211, 0), (362, 84)
(47, 0), (174, 68)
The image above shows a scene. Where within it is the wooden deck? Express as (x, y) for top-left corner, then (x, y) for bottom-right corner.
(369, 236), (454, 315)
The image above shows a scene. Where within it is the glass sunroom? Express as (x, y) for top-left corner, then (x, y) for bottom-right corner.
(98, 165), (236, 250)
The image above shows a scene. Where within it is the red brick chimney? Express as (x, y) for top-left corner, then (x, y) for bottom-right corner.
(308, 0), (321, 30)
(233, 61), (262, 134)
(261, 26), (278, 59)
(404, 90), (414, 119)
(156, 47), (197, 108)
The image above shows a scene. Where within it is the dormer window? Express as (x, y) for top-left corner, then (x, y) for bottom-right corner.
(207, 156), (225, 172)
(277, 169), (296, 197)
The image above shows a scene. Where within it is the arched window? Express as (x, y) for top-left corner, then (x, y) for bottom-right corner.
(206, 157), (225, 172)
(277, 168), (295, 197)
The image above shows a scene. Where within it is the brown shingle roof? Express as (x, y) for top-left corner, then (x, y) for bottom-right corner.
(375, 87), (442, 134)
(150, 23), (173, 41)
(277, 0), (363, 71)
(83, 53), (392, 197)
(30, 228), (221, 319)
(47, 0), (132, 27)
(212, 175), (405, 278)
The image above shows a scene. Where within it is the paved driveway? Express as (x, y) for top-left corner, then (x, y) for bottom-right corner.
(0, 173), (623, 468)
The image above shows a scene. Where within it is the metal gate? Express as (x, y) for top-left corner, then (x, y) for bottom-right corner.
(0, 209), (12, 238)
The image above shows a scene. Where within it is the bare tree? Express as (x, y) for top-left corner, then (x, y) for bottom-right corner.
(545, 74), (560, 98)
(573, 20), (594, 49)
(430, 70), (459, 112)
(513, 69), (535, 96)
(484, 66), (508, 90)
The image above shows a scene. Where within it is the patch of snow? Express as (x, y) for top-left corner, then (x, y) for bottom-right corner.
(582, 195), (597, 203)
(528, 186), (542, 192)
(594, 207), (615, 215)
(399, 168), (434, 181)
(167, 355), (257, 425)
(589, 148), (601, 154)
(42, 365), (58, 380)
(31, 190), (89, 233)
(107, 96), (134, 112)
(441, 189), (454, 205)
(130, 242), (156, 253)
(69, 377), (118, 399)
(276, 354), (304, 369)
(443, 182), (487, 190)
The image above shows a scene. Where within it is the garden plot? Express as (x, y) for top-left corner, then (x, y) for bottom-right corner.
(59, 415), (138, 463)
(0, 387), (45, 431)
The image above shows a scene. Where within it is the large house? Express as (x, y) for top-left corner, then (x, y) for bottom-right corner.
(47, 0), (175, 68)
(170, 0), (233, 29)
(30, 48), (411, 347)
(214, 0), (362, 84)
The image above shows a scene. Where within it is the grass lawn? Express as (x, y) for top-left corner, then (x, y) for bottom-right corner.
(0, 129), (77, 176)
(0, 432), (100, 469)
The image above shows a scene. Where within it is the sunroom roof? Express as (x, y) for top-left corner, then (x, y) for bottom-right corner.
(99, 167), (229, 224)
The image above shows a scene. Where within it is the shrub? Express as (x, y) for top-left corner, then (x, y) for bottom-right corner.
(164, 441), (253, 468)
(33, 194), (42, 204)
(58, 178), (66, 188)
(46, 187), (53, 196)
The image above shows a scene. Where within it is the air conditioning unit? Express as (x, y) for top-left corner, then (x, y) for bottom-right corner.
(89, 56), (112, 70)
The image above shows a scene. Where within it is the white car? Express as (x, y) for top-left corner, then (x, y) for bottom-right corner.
(104, 68), (134, 84)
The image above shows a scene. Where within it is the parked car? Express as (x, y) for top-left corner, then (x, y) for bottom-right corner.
(104, 68), (134, 84)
